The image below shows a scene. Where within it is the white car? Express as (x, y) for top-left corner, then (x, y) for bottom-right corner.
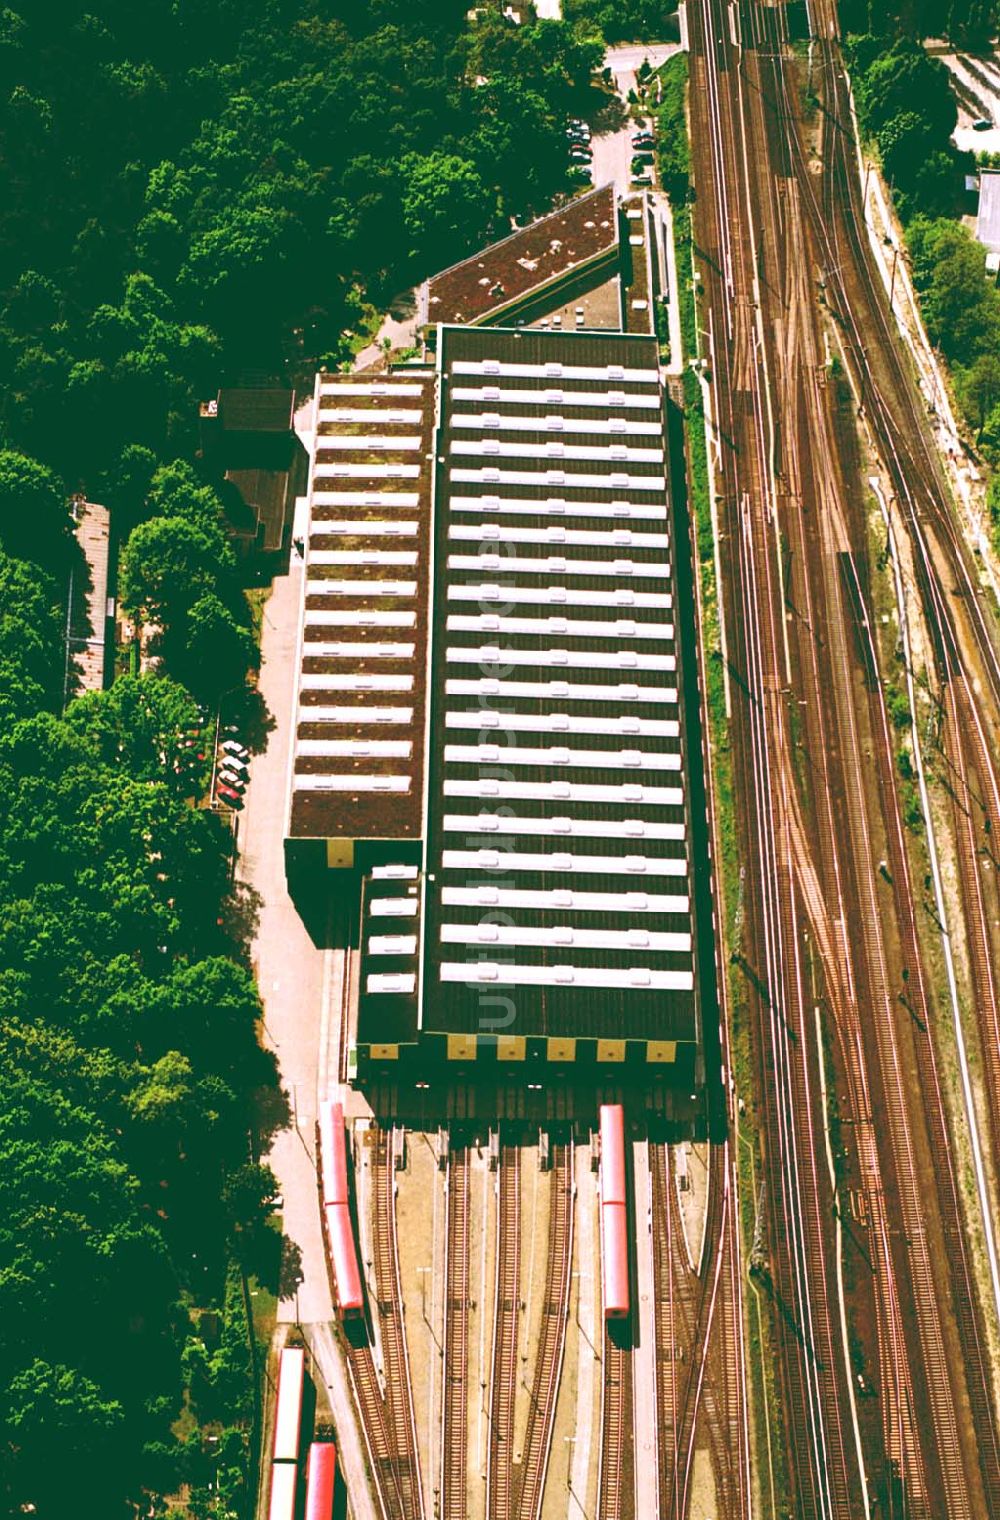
(221, 738), (249, 758)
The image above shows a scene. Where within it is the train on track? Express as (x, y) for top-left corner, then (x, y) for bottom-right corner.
(266, 1347), (340, 1520)
(599, 1104), (629, 1320)
(318, 1098), (364, 1318)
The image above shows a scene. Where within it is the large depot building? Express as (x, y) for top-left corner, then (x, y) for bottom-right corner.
(284, 193), (714, 1095)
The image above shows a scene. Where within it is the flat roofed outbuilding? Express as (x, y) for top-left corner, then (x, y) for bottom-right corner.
(978, 169), (1000, 254)
(426, 186), (618, 327)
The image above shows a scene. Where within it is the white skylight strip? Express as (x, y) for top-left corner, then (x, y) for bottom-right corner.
(445, 677), (677, 704)
(446, 615), (673, 641)
(445, 646), (675, 672)
(321, 408), (423, 424)
(304, 611), (416, 627)
(442, 812), (686, 841)
(297, 738), (412, 758)
(369, 935), (418, 956)
(314, 462), (421, 478)
(451, 386), (661, 408)
(448, 584), (671, 610)
(444, 778), (684, 805)
(300, 707), (413, 725)
(440, 923), (692, 953)
(294, 774), (411, 792)
(309, 550), (418, 566)
(370, 896), (419, 916)
(449, 361), (659, 382)
(307, 580), (416, 599)
(442, 849), (687, 877)
(444, 744), (681, 773)
(320, 382), (425, 396)
(318, 435), (423, 452)
(445, 711), (680, 738)
(310, 494), (419, 509)
(366, 972), (417, 994)
(447, 554), (670, 579)
(449, 495), (667, 522)
(451, 439), (664, 464)
(301, 642), (415, 658)
(371, 863), (419, 879)
(451, 413), (662, 437)
(451, 469), (663, 491)
(448, 524), (667, 549)
(310, 520), (418, 536)
(299, 674), (414, 691)
(441, 884), (689, 913)
(440, 963), (694, 991)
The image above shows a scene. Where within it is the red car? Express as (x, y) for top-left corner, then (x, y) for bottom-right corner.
(216, 784), (244, 809)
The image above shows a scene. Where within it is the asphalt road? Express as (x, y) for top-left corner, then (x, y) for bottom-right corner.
(239, 559), (377, 1520)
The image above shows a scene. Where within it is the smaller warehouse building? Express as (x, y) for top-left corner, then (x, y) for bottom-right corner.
(977, 167), (1000, 274)
(284, 371), (436, 868)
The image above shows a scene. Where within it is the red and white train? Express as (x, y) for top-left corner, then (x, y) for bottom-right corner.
(304, 1440), (338, 1520)
(266, 1347), (339, 1520)
(318, 1098), (364, 1317)
(598, 1103), (629, 1321)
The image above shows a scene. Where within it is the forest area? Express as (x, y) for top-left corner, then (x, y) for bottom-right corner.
(842, 0), (1000, 549)
(0, 2), (624, 1517)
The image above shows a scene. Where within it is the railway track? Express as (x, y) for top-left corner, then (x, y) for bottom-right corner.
(345, 1340), (401, 1520)
(441, 1144), (469, 1520)
(686, 3), (861, 1512)
(768, 11), (1000, 1507)
(371, 1128), (425, 1520)
(517, 1140), (575, 1520)
(597, 1331), (632, 1520)
(487, 1144), (520, 1520)
(651, 1144), (744, 1520)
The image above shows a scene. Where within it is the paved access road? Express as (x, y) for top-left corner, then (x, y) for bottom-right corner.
(238, 559), (376, 1520)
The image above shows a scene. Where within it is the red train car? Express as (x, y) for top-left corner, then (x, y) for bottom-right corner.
(318, 1099), (364, 1317)
(319, 1100), (349, 1207)
(599, 1104), (629, 1320)
(304, 1442), (337, 1520)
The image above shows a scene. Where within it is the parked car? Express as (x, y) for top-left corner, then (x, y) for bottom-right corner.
(974, 117), (993, 130)
(219, 771), (246, 793)
(219, 753), (248, 775)
(217, 784), (244, 809)
(221, 738), (249, 758)
(632, 133), (654, 148)
(568, 165), (592, 183)
(632, 151), (654, 166)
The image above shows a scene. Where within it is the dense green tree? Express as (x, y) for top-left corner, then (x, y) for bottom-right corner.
(564, 0), (676, 43)
(180, 592), (256, 701)
(906, 215), (1000, 361)
(955, 353), (1000, 439)
(0, 450), (71, 573)
(0, 550), (63, 721)
(65, 673), (208, 795)
(400, 151), (496, 265)
(119, 515), (223, 627)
